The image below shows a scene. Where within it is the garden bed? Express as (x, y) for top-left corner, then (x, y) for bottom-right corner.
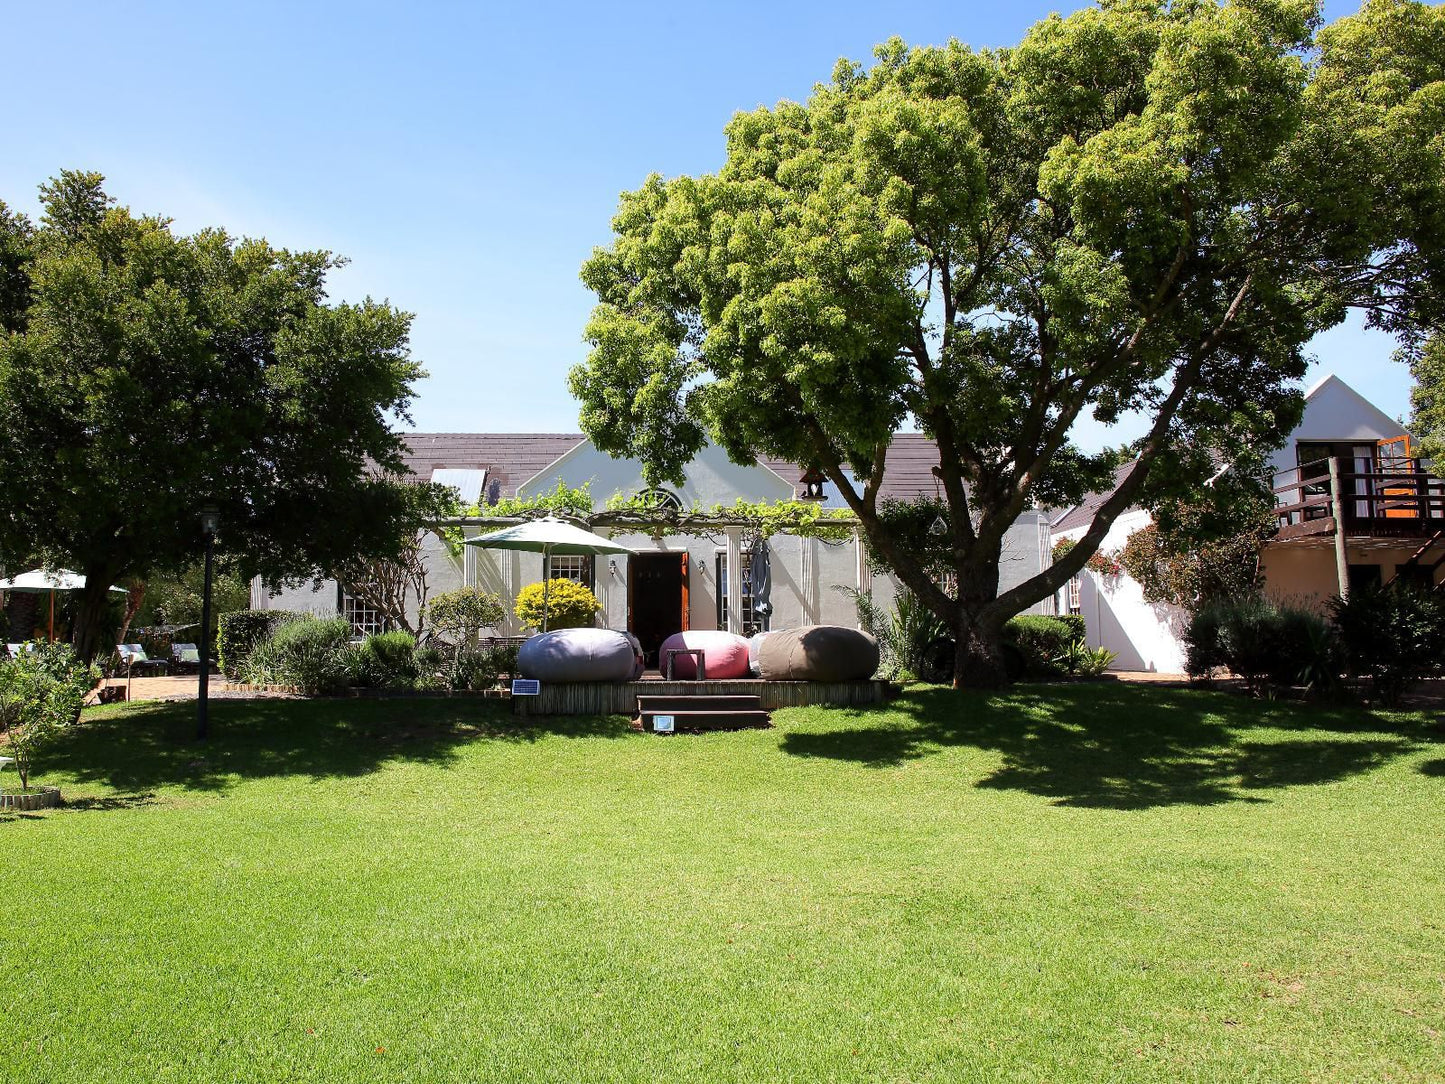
(0, 785), (61, 811)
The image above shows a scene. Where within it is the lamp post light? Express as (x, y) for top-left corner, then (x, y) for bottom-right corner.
(197, 505), (220, 741)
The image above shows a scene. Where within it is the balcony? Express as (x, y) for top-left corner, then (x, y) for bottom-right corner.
(1272, 456), (1445, 542)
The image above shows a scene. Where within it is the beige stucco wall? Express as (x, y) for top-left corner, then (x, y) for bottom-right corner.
(1260, 539), (1445, 613)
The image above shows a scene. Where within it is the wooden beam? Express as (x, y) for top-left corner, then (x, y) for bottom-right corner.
(1328, 456), (1350, 601)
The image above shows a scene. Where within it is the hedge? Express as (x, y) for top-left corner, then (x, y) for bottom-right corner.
(1003, 614), (1086, 675)
(217, 610), (309, 679)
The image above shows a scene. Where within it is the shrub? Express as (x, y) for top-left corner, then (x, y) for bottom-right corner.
(1054, 640), (1118, 678)
(837, 586), (949, 681)
(355, 631), (419, 689)
(1004, 615), (1087, 676)
(217, 610), (308, 679)
(1184, 596), (1341, 696)
(243, 617), (354, 695)
(514, 579), (600, 631)
(427, 587), (506, 644)
(1331, 583), (1445, 705)
(0, 643), (98, 790)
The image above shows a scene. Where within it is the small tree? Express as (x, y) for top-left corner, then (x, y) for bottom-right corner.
(0, 643), (97, 791)
(332, 481), (462, 637)
(514, 579), (600, 632)
(426, 586), (507, 673)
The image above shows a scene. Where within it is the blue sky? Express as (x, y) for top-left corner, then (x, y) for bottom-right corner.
(3, 0), (1406, 449)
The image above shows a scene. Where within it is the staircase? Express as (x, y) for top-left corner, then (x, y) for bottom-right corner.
(1403, 530), (1445, 590)
(633, 694), (772, 733)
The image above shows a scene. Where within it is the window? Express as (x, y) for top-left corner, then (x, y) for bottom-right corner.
(716, 550), (767, 635)
(1067, 576), (1081, 615)
(544, 554), (593, 587)
(339, 589), (387, 639)
(636, 487), (681, 511)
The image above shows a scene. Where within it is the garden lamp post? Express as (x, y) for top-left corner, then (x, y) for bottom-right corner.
(197, 505), (220, 740)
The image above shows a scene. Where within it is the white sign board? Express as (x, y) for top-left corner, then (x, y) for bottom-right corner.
(511, 679), (541, 697)
(652, 715), (675, 733)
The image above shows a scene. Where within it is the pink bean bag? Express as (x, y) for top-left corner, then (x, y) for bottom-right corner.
(658, 630), (751, 680)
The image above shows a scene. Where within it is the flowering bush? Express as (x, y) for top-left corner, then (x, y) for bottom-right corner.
(1052, 537), (1120, 577)
(514, 579), (600, 631)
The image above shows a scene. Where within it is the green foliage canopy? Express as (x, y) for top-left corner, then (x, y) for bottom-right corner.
(0, 171), (435, 659)
(573, 0), (1445, 684)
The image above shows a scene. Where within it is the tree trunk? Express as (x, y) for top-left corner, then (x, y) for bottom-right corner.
(951, 613), (1009, 690)
(115, 582), (146, 647)
(70, 571), (118, 663)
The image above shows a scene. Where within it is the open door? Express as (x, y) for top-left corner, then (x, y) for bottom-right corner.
(1378, 435), (1419, 519)
(627, 552), (689, 668)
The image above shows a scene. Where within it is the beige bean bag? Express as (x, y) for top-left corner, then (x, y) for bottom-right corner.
(758, 625), (880, 682)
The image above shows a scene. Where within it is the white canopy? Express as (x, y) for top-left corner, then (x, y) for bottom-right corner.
(463, 517), (632, 633)
(0, 569), (125, 594)
(462, 517), (634, 557)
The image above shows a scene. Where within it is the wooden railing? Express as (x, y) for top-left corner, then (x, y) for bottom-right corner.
(1273, 456), (1445, 537)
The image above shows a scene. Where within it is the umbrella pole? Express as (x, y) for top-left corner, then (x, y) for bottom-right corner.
(542, 546), (551, 633)
(48, 591), (54, 642)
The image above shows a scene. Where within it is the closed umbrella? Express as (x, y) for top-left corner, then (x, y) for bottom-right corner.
(0, 569), (126, 641)
(463, 517), (633, 632)
(749, 536), (772, 628)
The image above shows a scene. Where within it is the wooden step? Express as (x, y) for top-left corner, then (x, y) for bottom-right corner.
(637, 694), (764, 712)
(633, 694), (771, 733)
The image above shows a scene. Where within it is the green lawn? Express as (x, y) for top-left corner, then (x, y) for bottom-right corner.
(3, 685), (1443, 1083)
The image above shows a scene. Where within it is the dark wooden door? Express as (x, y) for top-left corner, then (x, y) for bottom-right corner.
(628, 553), (686, 666)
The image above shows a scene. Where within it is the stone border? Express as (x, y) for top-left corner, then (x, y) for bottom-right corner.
(0, 786), (61, 811)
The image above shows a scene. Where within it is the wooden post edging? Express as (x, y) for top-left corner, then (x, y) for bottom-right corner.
(1328, 456), (1350, 601)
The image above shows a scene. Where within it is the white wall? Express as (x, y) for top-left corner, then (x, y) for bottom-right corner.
(1054, 508), (1189, 674)
(254, 441), (1054, 635)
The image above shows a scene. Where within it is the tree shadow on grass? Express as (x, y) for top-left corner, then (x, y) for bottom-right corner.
(780, 684), (1432, 810)
(50, 697), (632, 794)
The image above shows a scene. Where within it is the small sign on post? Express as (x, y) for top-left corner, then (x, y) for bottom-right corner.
(511, 679), (541, 697)
(652, 714), (675, 733)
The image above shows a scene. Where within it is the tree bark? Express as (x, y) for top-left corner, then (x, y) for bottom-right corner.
(952, 617), (1009, 690)
(70, 567), (119, 663)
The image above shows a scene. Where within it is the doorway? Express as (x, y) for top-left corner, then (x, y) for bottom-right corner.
(628, 552), (689, 667)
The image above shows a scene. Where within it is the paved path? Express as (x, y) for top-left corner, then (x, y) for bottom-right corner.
(93, 674), (283, 703)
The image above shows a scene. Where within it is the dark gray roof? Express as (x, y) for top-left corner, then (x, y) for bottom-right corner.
(399, 433), (584, 499)
(1051, 461), (1139, 532)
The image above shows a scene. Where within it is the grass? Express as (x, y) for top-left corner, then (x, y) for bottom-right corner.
(2, 684), (1443, 1083)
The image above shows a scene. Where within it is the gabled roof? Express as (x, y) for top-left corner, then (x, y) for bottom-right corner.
(399, 433), (584, 499)
(400, 432), (954, 504)
(1050, 461), (1139, 533)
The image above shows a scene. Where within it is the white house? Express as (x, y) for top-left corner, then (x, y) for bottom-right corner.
(1050, 374), (1445, 673)
(255, 432), (1055, 664)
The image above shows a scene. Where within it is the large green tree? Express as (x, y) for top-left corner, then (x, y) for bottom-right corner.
(0, 171), (441, 660)
(1410, 334), (1445, 463)
(573, 0), (1445, 685)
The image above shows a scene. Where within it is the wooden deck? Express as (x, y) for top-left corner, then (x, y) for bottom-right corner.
(512, 678), (890, 716)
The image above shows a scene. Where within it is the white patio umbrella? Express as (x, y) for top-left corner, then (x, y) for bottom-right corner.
(463, 517), (633, 632)
(0, 569), (126, 641)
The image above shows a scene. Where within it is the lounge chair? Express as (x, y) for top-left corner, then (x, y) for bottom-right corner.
(170, 643), (201, 674)
(118, 644), (168, 677)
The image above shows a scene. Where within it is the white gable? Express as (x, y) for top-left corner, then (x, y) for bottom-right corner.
(1267, 374), (1410, 476)
(517, 440), (795, 508)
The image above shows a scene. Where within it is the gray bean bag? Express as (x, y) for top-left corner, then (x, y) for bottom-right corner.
(518, 628), (639, 683)
(747, 632), (769, 676)
(758, 625), (880, 682)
